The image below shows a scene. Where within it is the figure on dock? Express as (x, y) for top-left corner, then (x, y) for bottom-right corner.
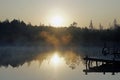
(102, 43), (110, 56)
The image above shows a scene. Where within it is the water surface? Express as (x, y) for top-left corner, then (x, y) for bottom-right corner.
(0, 46), (120, 80)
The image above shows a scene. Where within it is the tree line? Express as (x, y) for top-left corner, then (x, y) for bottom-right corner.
(0, 19), (120, 47)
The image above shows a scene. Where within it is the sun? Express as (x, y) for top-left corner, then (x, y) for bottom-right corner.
(50, 15), (64, 27)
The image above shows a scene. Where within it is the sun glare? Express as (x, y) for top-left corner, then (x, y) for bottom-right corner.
(50, 52), (64, 66)
(50, 15), (64, 27)
(51, 54), (60, 64)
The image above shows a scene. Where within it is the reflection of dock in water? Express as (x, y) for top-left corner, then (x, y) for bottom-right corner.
(83, 42), (120, 75)
(83, 56), (120, 75)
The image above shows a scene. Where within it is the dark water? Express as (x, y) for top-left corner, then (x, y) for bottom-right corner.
(0, 46), (120, 80)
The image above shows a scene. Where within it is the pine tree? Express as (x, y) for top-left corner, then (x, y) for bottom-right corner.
(89, 20), (93, 29)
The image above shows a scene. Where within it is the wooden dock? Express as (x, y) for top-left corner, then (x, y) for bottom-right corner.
(83, 56), (120, 75)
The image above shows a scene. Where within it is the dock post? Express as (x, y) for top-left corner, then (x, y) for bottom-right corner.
(88, 60), (90, 69)
(85, 56), (88, 75)
(112, 58), (115, 75)
(96, 61), (98, 67)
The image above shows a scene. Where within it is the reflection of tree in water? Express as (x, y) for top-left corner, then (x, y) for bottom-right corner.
(0, 47), (52, 67)
(63, 51), (81, 69)
(32, 50), (83, 69)
(0, 47), (83, 69)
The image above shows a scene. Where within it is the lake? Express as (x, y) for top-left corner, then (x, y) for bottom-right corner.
(0, 46), (120, 80)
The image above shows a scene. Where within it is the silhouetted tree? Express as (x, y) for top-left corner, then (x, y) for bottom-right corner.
(89, 20), (93, 29)
(70, 22), (77, 27)
(99, 23), (103, 30)
(0, 19), (120, 46)
(114, 19), (117, 27)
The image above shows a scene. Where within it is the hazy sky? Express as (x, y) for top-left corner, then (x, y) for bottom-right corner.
(0, 0), (120, 28)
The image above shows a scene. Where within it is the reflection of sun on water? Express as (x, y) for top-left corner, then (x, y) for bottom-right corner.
(50, 52), (64, 66)
(51, 54), (60, 64)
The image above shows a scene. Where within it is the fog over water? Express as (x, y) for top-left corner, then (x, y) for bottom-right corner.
(0, 46), (120, 80)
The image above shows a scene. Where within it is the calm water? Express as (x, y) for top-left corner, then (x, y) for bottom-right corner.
(0, 46), (120, 80)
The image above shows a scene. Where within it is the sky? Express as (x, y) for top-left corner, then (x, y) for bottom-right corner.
(0, 0), (120, 28)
